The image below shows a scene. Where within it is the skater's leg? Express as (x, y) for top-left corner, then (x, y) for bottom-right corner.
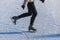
(29, 11), (37, 31)
(17, 13), (32, 19)
(12, 3), (32, 20)
(11, 3), (32, 25)
(28, 2), (37, 31)
(11, 12), (32, 25)
(30, 11), (37, 26)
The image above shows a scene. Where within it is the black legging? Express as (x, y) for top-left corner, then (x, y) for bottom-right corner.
(17, 2), (37, 27)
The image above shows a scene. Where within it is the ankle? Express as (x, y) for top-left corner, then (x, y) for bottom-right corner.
(12, 16), (18, 20)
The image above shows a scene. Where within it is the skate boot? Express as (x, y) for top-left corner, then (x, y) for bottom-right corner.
(28, 26), (36, 32)
(11, 16), (17, 25)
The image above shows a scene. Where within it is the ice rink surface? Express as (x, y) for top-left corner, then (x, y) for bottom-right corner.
(0, 0), (60, 40)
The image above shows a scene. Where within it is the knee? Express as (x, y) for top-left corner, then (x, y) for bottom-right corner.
(28, 12), (32, 15)
(33, 12), (37, 17)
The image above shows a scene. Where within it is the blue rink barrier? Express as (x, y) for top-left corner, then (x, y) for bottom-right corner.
(0, 31), (60, 38)
(0, 31), (27, 34)
(34, 34), (60, 38)
(0, 32), (23, 34)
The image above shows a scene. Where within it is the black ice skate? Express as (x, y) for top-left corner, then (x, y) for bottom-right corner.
(28, 27), (36, 32)
(11, 16), (17, 25)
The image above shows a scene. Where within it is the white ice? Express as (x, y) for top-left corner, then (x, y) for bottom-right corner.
(0, 0), (60, 40)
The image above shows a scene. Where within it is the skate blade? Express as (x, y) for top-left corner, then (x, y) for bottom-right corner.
(10, 17), (16, 25)
(27, 30), (36, 33)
